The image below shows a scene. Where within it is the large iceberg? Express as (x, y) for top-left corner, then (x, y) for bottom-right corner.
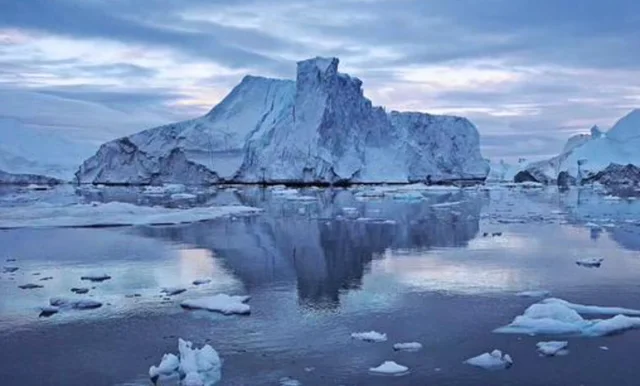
(0, 169), (62, 185)
(76, 57), (488, 185)
(524, 111), (640, 182)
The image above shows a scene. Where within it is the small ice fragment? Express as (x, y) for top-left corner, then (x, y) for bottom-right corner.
(80, 274), (111, 282)
(279, 377), (302, 386)
(369, 361), (409, 375)
(3, 266), (19, 273)
(71, 287), (89, 294)
(149, 353), (180, 382)
(600, 346), (609, 351)
(350, 331), (387, 342)
(161, 287), (187, 296)
(181, 294), (251, 315)
(536, 341), (568, 356)
(39, 306), (59, 317)
(150, 339), (221, 385)
(517, 290), (551, 298)
(464, 349), (513, 370)
(18, 283), (43, 289)
(39, 276), (53, 281)
(576, 258), (604, 268)
(393, 342), (423, 351)
(193, 279), (212, 286)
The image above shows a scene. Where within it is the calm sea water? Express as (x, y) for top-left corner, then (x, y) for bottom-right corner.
(1, 185), (640, 385)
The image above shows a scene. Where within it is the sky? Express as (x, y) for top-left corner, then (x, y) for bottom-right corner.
(1, 0), (640, 162)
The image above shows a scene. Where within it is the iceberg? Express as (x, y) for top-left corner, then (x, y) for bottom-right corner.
(149, 339), (222, 386)
(77, 57), (489, 185)
(392, 342), (423, 351)
(350, 331), (388, 342)
(369, 361), (409, 375)
(0, 169), (62, 185)
(536, 341), (568, 356)
(464, 349), (513, 370)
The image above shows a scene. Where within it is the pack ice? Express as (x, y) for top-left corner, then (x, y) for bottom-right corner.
(76, 57), (488, 185)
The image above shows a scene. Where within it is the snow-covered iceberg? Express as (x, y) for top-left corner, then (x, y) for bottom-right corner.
(524, 111), (640, 183)
(77, 57), (489, 185)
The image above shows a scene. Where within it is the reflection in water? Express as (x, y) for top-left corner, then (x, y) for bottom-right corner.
(134, 189), (483, 308)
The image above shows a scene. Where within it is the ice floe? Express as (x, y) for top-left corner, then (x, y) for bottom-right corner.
(369, 361), (409, 375)
(50, 297), (103, 310)
(0, 202), (260, 228)
(71, 287), (89, 294)
(18, 283), (43, 289)
(162, 287), (187, 296)
(495, 298), (640, 336)
(576, 258), (604, 268)
(393, 342), (423, 351)
(464, 349), (513, 370)
(350, 331), (387, 342)
(536, 341), (569, 356)
(517, 290), (551, 298)
(149, 339), (221, 386)
(81, 274), (111, 282)
(181, 294), (251, 315)
(193, 279), (212, 286)
(39, 306), (59, 317)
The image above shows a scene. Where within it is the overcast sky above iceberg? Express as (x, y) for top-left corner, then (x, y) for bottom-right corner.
(1, 0), (639, 161)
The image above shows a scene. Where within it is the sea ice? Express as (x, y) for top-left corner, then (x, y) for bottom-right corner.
(369, 361), (409, 375)
(516, 290), (551, 298)
(81, 274), (111, 282)
(18, 283), (43, 289)
(393, 342), (423, 351)
(464, 349), (513, 370)
(39, 306), (59, 317)
(149, 339), (221, 386)
(50, 297), (103, 310)
(162, 287), (187, 296)
(536, 341), (568, 356)
(350, 331), (387, 342)
(181, 294), (251, 315)
(575, 258), (604, 268)
(71, 287), (89, 294)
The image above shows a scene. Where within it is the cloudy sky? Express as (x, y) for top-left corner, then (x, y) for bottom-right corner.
(1, 0), (639, 161)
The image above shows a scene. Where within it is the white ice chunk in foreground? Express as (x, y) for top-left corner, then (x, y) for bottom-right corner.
(464, 349), (513, 370)
(181, 294), (251, 315)
(495, 298), (640, 336)
(393, 342), (423, 351)
(537, 341), (569, 356)
(0, 202), (260, 228)
(350, 331), (387, 342)
(517, 290), (551, 298)
(369, 361), (409, 375)
(576, 258), (604, 268)
(149, 339), (221, 385)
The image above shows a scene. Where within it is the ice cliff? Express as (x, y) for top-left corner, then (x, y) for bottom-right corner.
(76, 57), (489, 185)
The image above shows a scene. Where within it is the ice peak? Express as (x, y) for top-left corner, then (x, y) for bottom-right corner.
(607, 108), (640, 141)
(590, 125), (603, 139)
(298, 56), (339, 74)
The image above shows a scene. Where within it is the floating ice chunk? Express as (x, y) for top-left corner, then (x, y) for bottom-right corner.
(584, 314), (640, 336)
(279, 377), (302, 386)
(3, 266), (19, 273)
(536, 341), (568, 356)
(149, 353), (180, 381)
(171, 193), (197, 200)
(193, 279), (212, 286)
(80, 274), (111, 282)
(18, 283), (43, 289)
(162, 287), (187, 296)
(369, 361), (409, 375)
(71, 287), (89, 294)
(39, 305), (59, 317)
(150, 339), (221, 386)
(50, 297), (103, 310)
(600, 346), (609, 351)
(517, 290), (551, 298)
(464, 349), (513, 370)
(181, 294), (251, 315)
(39, 276), (53, 281)
(541, 298), (640, 316)
(576, 258), (604, 268)
(351, 331), (387, 342)
(393, 342), (422, 351)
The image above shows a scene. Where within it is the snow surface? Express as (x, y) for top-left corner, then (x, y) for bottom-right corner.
(77, 57), (489, 184)
(393, 342), (423, 351)
(0, 202), (260, 228)
(536, 341), (568, 356)
(350, 331), (387, 342)
(464, 349), (513, 370)
(495, 298), (640, 336)
(369, 361), (409, 375)
(149, 339), (221, 385)
(180, 294), (251, 315)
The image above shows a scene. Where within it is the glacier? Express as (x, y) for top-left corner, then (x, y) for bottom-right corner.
(523, 110), (640, 183)
(76, 57), (489, 185)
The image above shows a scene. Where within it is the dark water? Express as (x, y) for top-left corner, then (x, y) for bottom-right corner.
(1, 185), (640, 385)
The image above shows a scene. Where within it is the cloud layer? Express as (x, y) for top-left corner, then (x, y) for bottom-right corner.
(1, 0), (639, 161)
